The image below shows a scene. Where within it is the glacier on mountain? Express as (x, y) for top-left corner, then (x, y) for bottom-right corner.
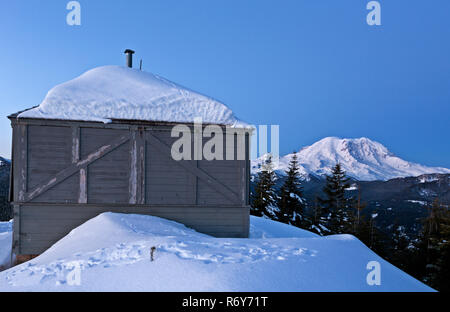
(252, 137), (450, 181)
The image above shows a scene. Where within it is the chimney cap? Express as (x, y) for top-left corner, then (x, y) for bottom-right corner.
(124, 49), (135, 54)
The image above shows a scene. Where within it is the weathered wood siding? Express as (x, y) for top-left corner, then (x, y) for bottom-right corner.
(17, 204), (250, 255)
(9, 119), (251, 255)
(145, 130), (196, 205)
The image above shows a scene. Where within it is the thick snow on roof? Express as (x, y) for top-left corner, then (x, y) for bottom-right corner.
(0, 213), (433, 291)
(18, 66), (247, 127)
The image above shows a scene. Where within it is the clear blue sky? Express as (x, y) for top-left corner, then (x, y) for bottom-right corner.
(0, 0), (449, 167)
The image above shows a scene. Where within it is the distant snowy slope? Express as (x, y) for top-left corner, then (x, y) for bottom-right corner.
(0, 221), (12, 270)
(0, 157), (10, 166)
(252, 137), (450, 181)
(0, 213), (432, 291)
(18, 66), (247, 127)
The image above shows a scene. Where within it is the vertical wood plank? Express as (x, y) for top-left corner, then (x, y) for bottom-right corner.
(12, 124), (19, 203)
(240, 133), (246, 204)
(73, 126), (87, 203)
(18, 124), (28, 202)
(12, 205), (21, 255)
(193, 161), (198, 205)
(192, 133), (198, 205)
(79, 168), (88, 204)
(244, 206), (250, 237)
(137, 127), (146, 204)
(8, 124), (15, 203)
(71, 126), (80, 163)
(129, 128), (138, 204)
(245, 132), (250, 205)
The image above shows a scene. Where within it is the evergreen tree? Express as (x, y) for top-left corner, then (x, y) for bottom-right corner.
(420, 199), (450, 291)
(0, 160), (12, 222)
(389, 223), (414, 272)
(309, 196), (327, 235)
(275, 153), (307, 227)
(352, 186), (367, 233)
(250, 156), (277, 218)
(317, 163), (355, 234)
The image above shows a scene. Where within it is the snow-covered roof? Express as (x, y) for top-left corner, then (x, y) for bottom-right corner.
(17, 66), (248, 127)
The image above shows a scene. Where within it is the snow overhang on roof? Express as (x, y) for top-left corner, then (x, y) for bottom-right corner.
(15, 66), (250, 128)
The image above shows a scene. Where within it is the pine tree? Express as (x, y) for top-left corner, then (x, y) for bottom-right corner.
(420, 199), (450, 291)
(353, 185), (367, 233)
(309, 196), (326, 235)
(250, 156), (277, 218)
(275, 153), (306, 227)
(389, 223), (413, 272)
(317, 163), (355, 234)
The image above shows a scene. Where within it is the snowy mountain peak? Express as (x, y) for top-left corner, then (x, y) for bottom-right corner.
(252, 137), (450, 181)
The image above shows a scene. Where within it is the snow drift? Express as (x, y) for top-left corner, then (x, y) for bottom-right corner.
(18, 66), (247, 127)
(252, 137), (450, 181)
(0, 213), (433, 291)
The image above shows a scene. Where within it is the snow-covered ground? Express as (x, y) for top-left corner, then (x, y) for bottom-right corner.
(0, 220), (12, 271)
(406, 200), (427, 206)
(0, 213), (433, 292)
(18, 66), (248, 127)
(252, 137), (450, 181)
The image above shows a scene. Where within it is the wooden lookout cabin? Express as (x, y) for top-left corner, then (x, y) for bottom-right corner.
(8, 51), (251, 256)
